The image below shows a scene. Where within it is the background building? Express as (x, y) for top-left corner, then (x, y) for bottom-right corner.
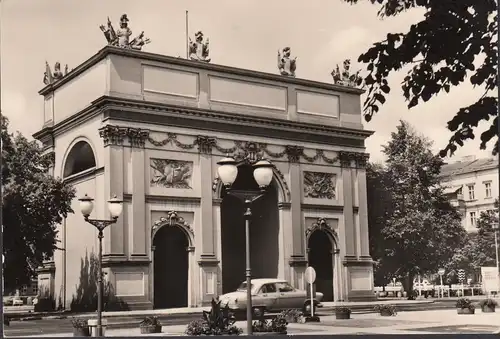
(440, 155), (499, 232)
(34, 46), (375, 310)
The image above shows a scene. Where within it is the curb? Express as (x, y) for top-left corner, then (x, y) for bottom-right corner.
(7, 300), (444, 322)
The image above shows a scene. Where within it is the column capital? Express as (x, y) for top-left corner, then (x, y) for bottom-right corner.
(196, 135), (217, 155)
(127, 127), (150, 148)
(99, 125), (127, 146)
(285, 145), (304, 163)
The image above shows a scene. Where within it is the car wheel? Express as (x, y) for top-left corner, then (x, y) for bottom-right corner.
(252, 307), (265, 319)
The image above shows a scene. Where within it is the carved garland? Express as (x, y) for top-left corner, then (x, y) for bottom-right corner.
(305, 217), (337, 239)
(151, 211), (194, 240)
(99, 125), (369, 167)
(148, 133), (356, 165)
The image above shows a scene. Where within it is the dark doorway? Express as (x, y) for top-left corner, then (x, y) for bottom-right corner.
(220, 164), (280, 294)
(153, 226), (189, 308)
(308, 231), (334, 301)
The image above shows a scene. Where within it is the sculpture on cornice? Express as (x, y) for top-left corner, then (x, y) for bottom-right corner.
(331, 59), (363, 88)
(43, 61), (70, 85)
(99, 14), (150, 50)
(277, 47), (297, 77)
(189, 31), (211, 62)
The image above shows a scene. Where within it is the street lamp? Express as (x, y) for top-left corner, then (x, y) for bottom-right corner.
(78, 194), (123, 337)
(493, 222), (499, 292)
(216, 157), (274, 335)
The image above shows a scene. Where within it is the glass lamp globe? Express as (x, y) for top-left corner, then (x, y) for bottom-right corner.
(253, 159), (274, 189)
(217, 157), (238, 186)
(108, 195), (123, 219)
(79, 194), (94, 217)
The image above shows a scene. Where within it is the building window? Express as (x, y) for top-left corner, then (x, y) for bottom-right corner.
(21, 285), (28, 295)
(457, 186), (463, 195)
(467, 184), (475, 200)
(484, 182), (492, 198)
(32, 284), (38, 295)
(470, 211), (477, 228)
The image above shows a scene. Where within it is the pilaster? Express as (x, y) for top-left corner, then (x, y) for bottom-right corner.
(289, 158), (304, 256)
(355, 154), (371, 258)
(99, 125), (126, 259)
(339, 152), (356, 258)
(128, 128), (150, 258)
(197, 136), (217, 259)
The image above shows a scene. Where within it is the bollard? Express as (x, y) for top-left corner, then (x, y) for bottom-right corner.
(87, 319), (107, 337)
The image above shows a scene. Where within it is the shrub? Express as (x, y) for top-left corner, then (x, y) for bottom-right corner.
(252, 314), (288, 333)
(374, 304), (397, 316)
(279, 309), (303, 323)
(478, 298), (498, 308)
(140, 316), (161, 327)
(185, 298), (242, 336)
(456, 298), (475, 310)
(335, 307), (352, 314)
(71, 318), (88, 329)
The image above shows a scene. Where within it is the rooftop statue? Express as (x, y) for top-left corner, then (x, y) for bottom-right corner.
(331, 59), (363, 88)
(189, 31), (211, 62)
(99, 14), (150, 51)
(277, 47), (297, 77)
(43, 61), (70, 85)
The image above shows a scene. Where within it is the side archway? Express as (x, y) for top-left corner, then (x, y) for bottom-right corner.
(306, 218), (338, 302)
(151, 212), (193, 309)
(62, 139), (97, 178)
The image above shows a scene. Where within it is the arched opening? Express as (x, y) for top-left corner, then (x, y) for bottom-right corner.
(153, 226), (189, 308)
(220, 164), (280, 293)
(308, 230), (334, 302)
(63, 141), (96, 177)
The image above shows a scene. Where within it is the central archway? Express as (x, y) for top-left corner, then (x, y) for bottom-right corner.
(220, 163), (280, 293)
(152, 217), (191, 309)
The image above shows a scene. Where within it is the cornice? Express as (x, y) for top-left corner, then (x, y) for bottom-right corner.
(39, 46), (365, 96)
(95, 96), (373, 142)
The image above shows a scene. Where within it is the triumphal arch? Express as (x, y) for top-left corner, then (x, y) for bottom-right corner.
(35, 23), (375, 309)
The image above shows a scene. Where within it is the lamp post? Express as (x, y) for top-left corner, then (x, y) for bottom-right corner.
(78, 194), (123, 337)
(216, 157), (274, 336)
(493, 222), (499, 292)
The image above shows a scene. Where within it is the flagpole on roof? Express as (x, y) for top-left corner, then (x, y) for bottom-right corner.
(185, 10), (189, 59)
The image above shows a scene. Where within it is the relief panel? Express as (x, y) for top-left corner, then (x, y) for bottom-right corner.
(303, 171), (336, 200)
(150, 158), (193, 189)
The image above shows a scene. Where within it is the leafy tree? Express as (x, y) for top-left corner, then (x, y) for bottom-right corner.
(343, 0), (498, 156)
(443, 199), (499, 282)
(2, 116), (75, 292)
(366, 163), (400, 287)
(367, 120), (467, 297)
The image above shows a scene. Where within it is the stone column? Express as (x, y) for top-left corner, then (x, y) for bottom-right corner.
(99, 125), (127, 258)
(356, 154), (371, 259)
(197, 137), (219, 304)
(197, 136), (217, 259)
(278, 202), (292, 281)
(339, 152), (356, 259)
(285, 146), (308, 287)
(333, 249), (340, 301)
(286, 146), (305, 258)
(128, 128), (150, 259)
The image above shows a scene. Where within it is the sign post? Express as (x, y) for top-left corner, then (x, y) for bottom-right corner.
(458, 269), (465, 297)
(304, 266), (319, 322)
(438, 268), (445, 298)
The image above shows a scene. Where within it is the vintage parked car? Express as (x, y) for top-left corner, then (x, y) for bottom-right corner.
(218, 278), (323, 317)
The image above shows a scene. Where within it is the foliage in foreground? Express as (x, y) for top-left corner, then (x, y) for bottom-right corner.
(1, 116), (75, 291)
(343, 0), (498, 156)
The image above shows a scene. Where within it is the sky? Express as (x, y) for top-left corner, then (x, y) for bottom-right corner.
(0, 0), (492, 163)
